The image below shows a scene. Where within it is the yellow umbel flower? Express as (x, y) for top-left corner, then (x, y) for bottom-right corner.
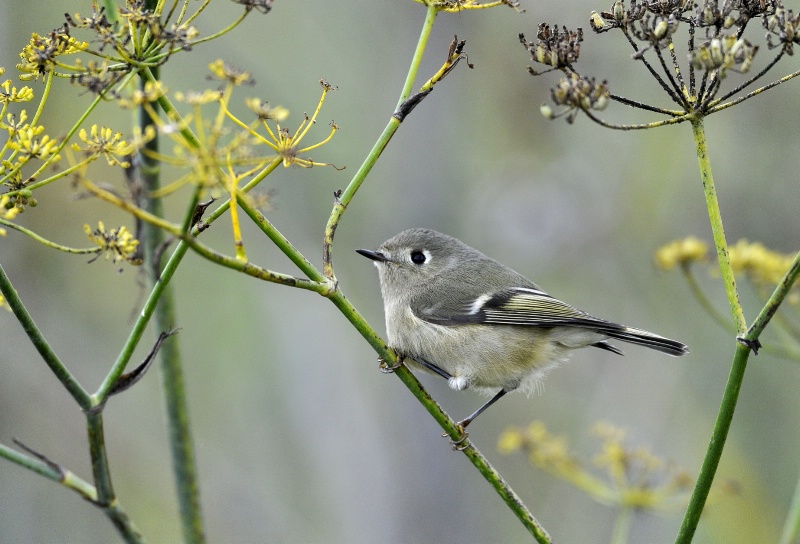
(729, 239), (797, 288)
(7, 124), (61, 163)
(73, 125), (134, 167)
(0, 79), (34, 104)
(17, 31), (89, 80)
(499, 420), (699, 511)
(655, 236), (710, 270)
(84, 222), (141, 269)
(208, 59), (254, 86)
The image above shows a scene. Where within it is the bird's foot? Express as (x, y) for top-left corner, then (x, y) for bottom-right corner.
(379, 355), (404, 373)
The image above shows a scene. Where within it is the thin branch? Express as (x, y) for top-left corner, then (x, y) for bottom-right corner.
(707, 49), (785, 108)
(708, 67), (800, 115)
(0, 218), (101, 256)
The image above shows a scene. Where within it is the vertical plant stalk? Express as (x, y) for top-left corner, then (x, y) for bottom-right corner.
(675, 116), (751, 544)
(690, 116), (746, 333)
(675, 344), (749, 544)
(138, 69), (206, 544)
(87, 411), (115, 505)
(677, 156), (800, 544)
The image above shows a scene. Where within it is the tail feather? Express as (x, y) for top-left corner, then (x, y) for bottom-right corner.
(604, 326), (689, 356)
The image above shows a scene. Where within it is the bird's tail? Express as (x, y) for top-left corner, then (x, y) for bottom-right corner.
(604, 326), (689, 356)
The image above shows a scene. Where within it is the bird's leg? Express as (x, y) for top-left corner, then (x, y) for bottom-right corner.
(443, 388), (510, 451)
(457, 388), (509, 429)
(415, 356), (453, 380)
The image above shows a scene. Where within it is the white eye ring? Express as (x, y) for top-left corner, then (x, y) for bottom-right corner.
(410, 250), (431, 265)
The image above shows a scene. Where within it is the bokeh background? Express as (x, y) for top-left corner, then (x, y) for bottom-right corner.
(1, 1), (799, 543)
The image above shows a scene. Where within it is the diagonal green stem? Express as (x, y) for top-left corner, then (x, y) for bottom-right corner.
(398, 6), (438, 106)
(324, 290), (551, 542)
(0, 441), (145, 543)
(744, 251), (800, 342)
(0, 442), (97, 501)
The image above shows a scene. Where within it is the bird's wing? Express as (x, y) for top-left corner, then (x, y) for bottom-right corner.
(413, 286), (689, 356)
(413, 286), (622, 330)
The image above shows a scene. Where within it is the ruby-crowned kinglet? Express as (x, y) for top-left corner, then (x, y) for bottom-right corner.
(357, 229), (688, 429)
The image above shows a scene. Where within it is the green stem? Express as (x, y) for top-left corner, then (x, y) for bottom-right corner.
(744, 251), (800, 342)
(0, 265), (91, 408)
(238, 199), (321, 281)
(0, 218), (100, 255)
(675, 344), (749, 544)
(324, 4), (439, 264)
(676, 238), (800, 544)
(183, 233), (331, 294)
(676, 250), (800, 542)
(322, 116), (399, 280)
(690, 116), (746, 334)
(0, 442), (95, 499)
(0, 442), (145, 543)
(676, 116), (776, 543)
(138, 68), (206, 544)
(87, 411), (115, 504)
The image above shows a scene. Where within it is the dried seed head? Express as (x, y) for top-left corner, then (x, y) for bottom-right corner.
(521, 24), (583, 69)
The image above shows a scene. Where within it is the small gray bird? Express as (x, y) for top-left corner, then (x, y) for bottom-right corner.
(357, 228), (688, 429)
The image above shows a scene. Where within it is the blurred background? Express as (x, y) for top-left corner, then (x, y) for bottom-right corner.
(1, 1), (798, 542)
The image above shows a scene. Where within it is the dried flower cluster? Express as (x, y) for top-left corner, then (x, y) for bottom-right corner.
(524, 0), (800, 127)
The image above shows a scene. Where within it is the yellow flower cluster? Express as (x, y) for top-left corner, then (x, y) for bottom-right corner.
(728, 239), (797, 288)
(0, 195), (22, 235)
(499, 420), (694, 510)
(17, 32), (89, 81)
(73, 125), (134, 168)
(1, 78), (34, 104)
(654, 236), (710, 270)
(84, 221), (141, 269)
(6, 123), (61, 163)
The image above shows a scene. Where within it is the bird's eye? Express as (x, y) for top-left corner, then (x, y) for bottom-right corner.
(410, 250), (426, 265)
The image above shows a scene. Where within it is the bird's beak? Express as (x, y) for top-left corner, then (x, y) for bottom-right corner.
(356, 249), (389, 262)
